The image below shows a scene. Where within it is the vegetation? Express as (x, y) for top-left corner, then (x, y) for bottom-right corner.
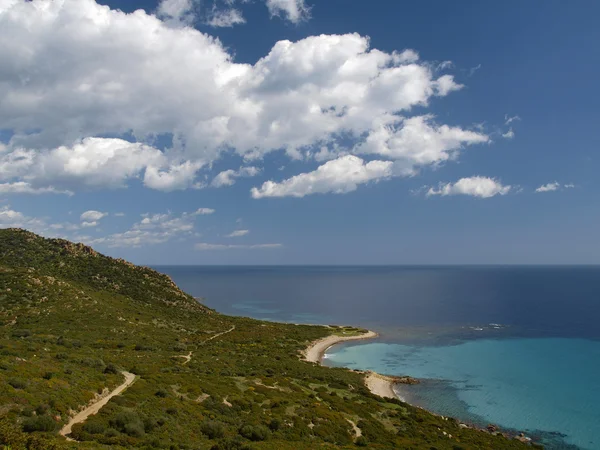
(0, 228), (532, 449)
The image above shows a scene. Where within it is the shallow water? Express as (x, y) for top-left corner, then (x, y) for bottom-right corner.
(158, 265), (600, 449)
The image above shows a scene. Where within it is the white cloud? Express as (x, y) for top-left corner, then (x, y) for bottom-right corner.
(0, 138), (166, 190)
(468, 64), (482, 77)
(80, 221), (98, 228)
(0, 205), (45, 231)
(535, 182), (574, 193)
(226, 229), (249, 237)
(251, 155), (393, 198)
(211, 166), (261, 187)
(265, 0), (309, 23)
(0, 182), (72, 195)
(195, 242), (282, 250)
(502, 128), (515, 139)
(144, 161), (204, 191)
(80, 210), (107, 222)
(207, 8), (245, 27)
(354, 115), (488, 170)
(0, 0), (496, 198)
(114, 212), (126, 217)
(505, 114), (521, 125)
(157, 0), (195, 25)
(194, 208), (215, 215)
(427, 176), (511, 198)
(0, 0), (479, 194)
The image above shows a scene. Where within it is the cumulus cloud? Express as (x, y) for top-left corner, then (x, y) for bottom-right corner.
(80, 210), (107, 222)
(157, 0), (195, 25)
(207, 8), (245, 27)
(0, 0), (481, 194)
(535, 182), (573, 193)
(251, 155), (393, 198)
(427, 176), (511, 198)
(211, 166), (261, 187)
(0, 138), (166, 191)
(0, 205), (45, 231)
(354, 115), (488, 169)
(226, 229), (249, 237)
(195, 242), (282, 250)
(265, 0), (309, 23)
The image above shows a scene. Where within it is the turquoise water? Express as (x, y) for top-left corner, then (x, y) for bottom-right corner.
(325, 338), (600, 450)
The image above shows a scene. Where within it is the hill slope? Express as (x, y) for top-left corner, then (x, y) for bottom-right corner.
(0, 229), (532, 449)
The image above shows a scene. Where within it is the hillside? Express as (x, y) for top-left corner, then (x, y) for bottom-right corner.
(0, 229), (533, 449)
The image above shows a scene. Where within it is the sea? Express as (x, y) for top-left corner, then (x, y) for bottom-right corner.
(156, 266), (600, 450)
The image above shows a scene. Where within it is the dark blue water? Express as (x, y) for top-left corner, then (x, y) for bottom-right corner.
(157, 266), (600, 449)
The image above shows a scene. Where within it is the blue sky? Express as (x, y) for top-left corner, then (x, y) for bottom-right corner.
(0, 0), (598, 264)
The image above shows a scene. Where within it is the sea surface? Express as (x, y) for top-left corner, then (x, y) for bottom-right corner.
(156, 266), (600, 450)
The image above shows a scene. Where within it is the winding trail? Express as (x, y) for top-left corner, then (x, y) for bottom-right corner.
(59, 371), (137, 439)
(202, 325), (235, 344)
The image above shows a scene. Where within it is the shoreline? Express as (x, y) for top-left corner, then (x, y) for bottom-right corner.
(302, 330), (401, 400)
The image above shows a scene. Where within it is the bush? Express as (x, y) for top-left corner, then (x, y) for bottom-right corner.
(268, 418), (281, 431)
(239, 424), (269, 442)
(201, 420), (226, 439)
(42, 372), (54, 380)
(12, 329), (31, 338)
(104, 363), (119, 374)
(82, 422), (106, 434)
(35, 404), (49, 415)
(124, 422), (145, 437)
(8, 378), (26, 389)
(23, 415), (56, 432)
(155, 389), (168, 398)
(355, 436), (368, 447)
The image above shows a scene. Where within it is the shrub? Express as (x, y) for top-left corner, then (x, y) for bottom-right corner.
(201, 420), (225, 439)
(8, 378), (26, 389)
(268, 418), (281, 431)
(42, 372), (54, 380)
(22, 415), (56, 432)
(35, 404), (49, 415)
(12, 329), (31, 338)
(104, 428), (119, 437)
(82, 422), (106, 434)
(104, 363), (119, 374)
(239, 424), (269, 442)
(355, 436), (368, 447)
(155, 389), (168, 398)
(124, 422), (145, 437)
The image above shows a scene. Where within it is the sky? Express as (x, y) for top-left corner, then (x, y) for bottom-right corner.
(0, 0), (599, 265)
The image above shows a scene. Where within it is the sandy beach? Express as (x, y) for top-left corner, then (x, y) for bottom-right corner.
(302, 330), (378, 363)
(303, 330), (400, 400)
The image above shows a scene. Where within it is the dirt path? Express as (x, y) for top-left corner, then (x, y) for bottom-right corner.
(175, 351), (193, 364)
(202, 325), (235, 344)
(347, 419), (362, 439)
(59, 371), (137, 438)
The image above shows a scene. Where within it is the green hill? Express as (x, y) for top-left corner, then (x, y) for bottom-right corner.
(0, 229), (533, 449)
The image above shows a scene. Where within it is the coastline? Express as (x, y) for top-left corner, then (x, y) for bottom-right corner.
(302, 330), (401, 400)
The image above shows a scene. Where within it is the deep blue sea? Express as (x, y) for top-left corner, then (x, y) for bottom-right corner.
(156, 266), (600, 450)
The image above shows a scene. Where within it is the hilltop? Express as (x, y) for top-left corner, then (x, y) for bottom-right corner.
(0, 229), (533, 449)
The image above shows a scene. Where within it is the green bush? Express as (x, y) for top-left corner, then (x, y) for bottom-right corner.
(355, 436), (368, 447)
(104, 363), (119, 374)
(82, 421), (106, 434)
(22, 415), (56, 432)
(201, 420), (226, 439)
(8, 378), (26, 389)
(239, 424), (269, 442)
